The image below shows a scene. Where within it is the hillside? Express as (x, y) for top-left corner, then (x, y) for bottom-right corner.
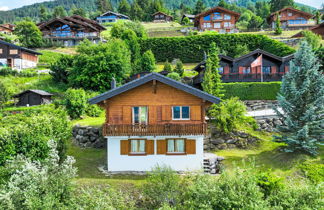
(0, 0), (316, 23)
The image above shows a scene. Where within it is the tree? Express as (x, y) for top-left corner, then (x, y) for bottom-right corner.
(52, 6), (67, 18)
(182, 16), (190, 25)
(314, 11), (322, 25)
(118, 0), (131, 16)
(121, 29), (141, 73)
(274, 41), (324, 155)
(218, 0), (227, 8)
(301, 31), (321, 50)
(163, 60), (172, 72)
(39, 5), (50, 22)
(140, 50), (156, 73)
(71, 7), (86, 17)
(247, 15), (263, 29)
(50, 54), (74, 83)
(174, 59), (184, 77)
(193, 0), (205, 15)
(14, 20), (43, 48)
(256, 2), (271, 19)
(63, 88), (88, 119)
(274, 12), (282, 35)
(270, 0), (294, 12)
(96, 0), (113, 13)
(0, 81), (10, 109)
(130, 0), (144, 21)
(202, 42), (224, 99)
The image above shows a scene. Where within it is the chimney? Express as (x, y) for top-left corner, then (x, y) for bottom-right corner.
(111, 78), (116, 89)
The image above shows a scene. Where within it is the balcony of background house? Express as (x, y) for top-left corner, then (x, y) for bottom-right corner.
(43, 31), (99, 39)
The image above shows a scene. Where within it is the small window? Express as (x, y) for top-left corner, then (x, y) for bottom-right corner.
(167, 139), (185, 153)
(218, 67), (224, 74)
(10, 49), (18, 54)
(132, 106), (148, 124)
(224, 22), (231, 27)
(172, 106), (190, 120)
(213, 12), (222, 20)
(214, 23), (221, 28)
(263, 66), (271, 74)
(288, 13), (292, 16)
(243, 67), (251, 74)
(204, 15), (211, 21)
(0, 49), (3, 54)
(130, 139), (145, 153)
(224, 14), (231, 20)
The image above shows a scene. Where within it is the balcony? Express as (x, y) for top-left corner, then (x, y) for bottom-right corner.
(103, 123), (207, 136)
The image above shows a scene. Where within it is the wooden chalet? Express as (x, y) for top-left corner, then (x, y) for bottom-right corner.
(0, 24), (15, 34)
(292, 22), (324, 39)
(181, 14), (195, 23)
(89, 73), (220, 172)
(192, 49), (294, 87)
(95, 11), (129, 23)
(38, 15), (106, 47)
(0, 40), (42, 70)
(14, 90), (53, 106)
(152, 11), (173, 22)
(194, 6), (240, 32)
(267, 7), (315, 30)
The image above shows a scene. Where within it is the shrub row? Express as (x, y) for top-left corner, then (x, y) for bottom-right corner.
(0, 67), (39, 77)
(223, 82), (281, 100)
(140, 34), (295, 63)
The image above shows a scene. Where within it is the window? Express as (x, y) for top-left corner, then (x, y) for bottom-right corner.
(243, 67), (251, 74)
(204, 15), (211, 21)
(263, 66), (271, 74)
(10, 49), (18, 54)
(218, 67), (224, 74)
(212, 12), (222, 20)
(167, 139), (185, 153)
(130, 139), (145, 153)
(132, 106), (148, 124)
(224, 22), (231, 27)
(288, 13), (292, 16)
(0, 49), (3, 54)
(203, 22), (211, 28)
(172, 106), (190, 120)
(214, 23), (221, 28)
(224, 14), (231, 20)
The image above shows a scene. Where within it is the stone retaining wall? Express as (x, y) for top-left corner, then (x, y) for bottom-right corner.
(72, 125), (105, 148)
(256, 117), (283, 132)
(244, 100), (278, 111)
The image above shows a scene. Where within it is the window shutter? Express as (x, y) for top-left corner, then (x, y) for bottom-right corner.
(123, 106), (131, 124)
(157, 140), (166, 154)
(190, 106), (201, 121)
(146, 140), (154, 155)
(162, 106), (171, 121)
(120, 140), (129, 155)
(186, 139), (196, 154)
(156, 106), (162, 122)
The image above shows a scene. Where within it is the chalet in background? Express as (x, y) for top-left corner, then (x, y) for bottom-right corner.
(89, 73), (220, 172)
(0, 24), (15, 34)
(14, 90), (53, 106)
(95, 11), (129, 24)
(267, 7), (315, 30)
(181, 14), (195, 23)
(292, 22), (324, 39)
(0, 40), (41, 70)
(194, 6), (240, 32)
(192, 49), (294, 87)
(38, 15), (106, 47)
(152, 11), (173, 22)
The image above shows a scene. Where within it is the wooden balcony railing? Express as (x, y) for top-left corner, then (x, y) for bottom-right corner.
(103, 123), (207, 136)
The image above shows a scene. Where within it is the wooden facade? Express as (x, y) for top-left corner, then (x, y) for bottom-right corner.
(267, 7), (315, 29)
(292, 22), (324, 39)
(152, 11), (173, 22)
(194, 6), (240, 32)
(0, 24), (14, 34)
(95, 11), (129, 23)
(14, 90), (53, 106)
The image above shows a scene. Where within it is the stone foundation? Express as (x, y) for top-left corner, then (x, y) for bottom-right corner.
(72, 125), (105, 148)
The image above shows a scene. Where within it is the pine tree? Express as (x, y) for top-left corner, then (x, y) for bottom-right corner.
(174, 60), (184, 77)
(39, 5), (49, 22)
(270, 0), (294, 12)
(274, 41), (324, 155)
(140, 50), (156, 73)
(218, 0), (227, 8)
(163, 60), (172, 72)
(52, 6), (67, 18)
(193, 0), (205, 15)
(202, 42), (224, 99)
(96, 0), (113, 13)
(274, 12), (282, 35)
(118, 0), (131, 16)
(131, 0), (144, 21)
(314, 11), (321, 25)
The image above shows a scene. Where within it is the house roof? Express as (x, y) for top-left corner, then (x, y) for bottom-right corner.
(89, 72), (220, 105)
(195, 6), (240, 19)
(14, 90), (53, 97)
(0, 40), (42, 55)
(192, 55), (234, 72)
(96, 11), (129, 19)
(0, 25), (13, 31)
(152, 11), (173, 17)
(291, 22), (324, 38)
(268, 7), (314, 20)
(182, 14), (195, 19)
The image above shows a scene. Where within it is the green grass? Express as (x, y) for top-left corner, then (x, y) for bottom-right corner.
(156, 62), (198, 77)
(38, 50), (64, 66)
(240, 30), (302, 39)
(72, 112), (105, 127)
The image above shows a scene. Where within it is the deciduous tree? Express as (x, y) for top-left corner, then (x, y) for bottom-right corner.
(14, 20), (43, 48)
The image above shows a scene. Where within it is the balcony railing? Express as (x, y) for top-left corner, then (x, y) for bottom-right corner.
(103, 123), (207, 136)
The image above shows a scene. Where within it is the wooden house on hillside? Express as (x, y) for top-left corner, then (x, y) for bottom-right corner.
(0, 24), (15, 34)
(267, 7), (315, 30)
(95, 11), (130, 23)
(181, 14), (195, 23)
(14, 90), (53, 106)
(152, 11), (173, 22)
(194, 6), (240, 32)
(0, 40), (41, 70)
(38, 15), (106, 47)
(89, 73), (220, 172)
(192, 49), (294, 87)
(292, 22), (324, 39)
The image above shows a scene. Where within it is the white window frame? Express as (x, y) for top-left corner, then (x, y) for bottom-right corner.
(288, 13), (292, 17)
(130, 139), (146, 154)
(172, 106), (190, 120)
(132, 106), (148, 124)
(224, 14), (231, 20)
(0, 49), (3, 54)
(10, 49), (18, 55)
(214, 23), (221, 28)
(167, 139), (186, 154)
(224, 22), (231, 27)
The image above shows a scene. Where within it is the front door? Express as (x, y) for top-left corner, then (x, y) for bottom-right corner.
(7, 59), (13, 68)
(132, 106), (148, 132)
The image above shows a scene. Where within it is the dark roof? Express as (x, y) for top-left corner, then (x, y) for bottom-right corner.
(195, 6), (240, 19)
(14, 90), (53, 97)
(192, 55), (234, 72)
(152, 11), (173, 17)
(182, 14), (195, 19)
(291, 22), (324, 38)
(0, 40), (42, 55)
(96, 11), (129, 19)
(89, 72), (220, 105)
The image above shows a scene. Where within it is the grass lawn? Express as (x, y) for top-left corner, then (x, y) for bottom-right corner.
(72, 112), (106, 127)
(240, 30), (302, 39)
(156, 62), (198, 77)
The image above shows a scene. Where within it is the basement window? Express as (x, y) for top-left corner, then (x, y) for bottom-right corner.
(167, 139), (185, 153)
(130, 139), (146, 154)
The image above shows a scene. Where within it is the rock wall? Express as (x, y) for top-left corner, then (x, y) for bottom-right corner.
(72, 125), (105, 148)
(244, 100), (278, 111)
(256, 117), (283, 132)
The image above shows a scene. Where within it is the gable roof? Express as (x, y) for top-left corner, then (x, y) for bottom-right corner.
(89, 72), (220, 105)
(14, 90), (53, 97)
(182, 14), (195, 19)
(0, 40), (42, 55)
(152, 11), (173, 17)
(96, 11), (129, 19)
(291, 22), (324, 38)
(268, 7), (313, 19)
(0, 25), (13, 32)
(192, 55), (234, 72)
(195, 6), (240, 19)
(234, 49), (285, 62)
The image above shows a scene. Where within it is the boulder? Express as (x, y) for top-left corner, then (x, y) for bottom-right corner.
(217, 144), (227, 150)
(226, 139), (237, 144)
(211, 138), (225, 145)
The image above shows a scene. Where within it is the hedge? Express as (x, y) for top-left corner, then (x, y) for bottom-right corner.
(223, 82), (281, 100)
(140, 34), (295, 63)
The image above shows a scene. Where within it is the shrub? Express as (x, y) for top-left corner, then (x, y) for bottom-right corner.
(0, 140), (76, 209)
(0, 67), (39, 77)
(63, 88), (87, 119)
(140, 34), (295, 63)
(299, 162), (324, 184)
(163, 60), (172, 72)
(49, 54), (74, 83)
(140, 50), (156, 73)
(85, 91), (103, 117)
(256, 171), (284, 197)
(0, 81), (10, 108)
(209, 97), (257, 133)
(301, 30), (322, 50)
(111, 20), (147, 39)
(223, 82), (281, 100)
(167, 72), (181, 81)
(181, 17), (190, 25)
(173, 59), (184, 77)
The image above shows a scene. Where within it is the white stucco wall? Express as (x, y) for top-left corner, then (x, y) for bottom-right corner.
(107, 135), (204, 172)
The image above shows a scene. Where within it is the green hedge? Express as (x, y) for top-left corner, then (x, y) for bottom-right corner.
(223, 82), (281, 100)
(140, 34), (295, 63)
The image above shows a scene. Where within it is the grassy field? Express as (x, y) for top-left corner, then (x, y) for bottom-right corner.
(240, 30), (302, 39)
(72, 112), (105, 127)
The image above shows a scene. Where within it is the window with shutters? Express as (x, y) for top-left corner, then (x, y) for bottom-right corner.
(167, 139), (185, 154)
(130, 139), (146, 154)
(172, 106), (190, 120)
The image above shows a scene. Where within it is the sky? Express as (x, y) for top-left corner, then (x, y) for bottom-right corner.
(0, 0), (323, 11)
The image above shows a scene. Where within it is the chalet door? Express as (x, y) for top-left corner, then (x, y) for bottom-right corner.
(7, 59), (12, 68)
(132, 106), (148, 132)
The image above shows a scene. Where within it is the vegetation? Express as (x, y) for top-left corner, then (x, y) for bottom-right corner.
(274, 12), (282, 35)
(13, 20), (43, 48)
(167, 72), (181, 81)
(274, 41), (324, 155)
(62, 88), (88, 119)
(140, 50), (156, 73)
(50, 54), (74, 83)
(301, 30), (322, 50)
(0, 81), (10, 108)
(173, 59), (184, 77)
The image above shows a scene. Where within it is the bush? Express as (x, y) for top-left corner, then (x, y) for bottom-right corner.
(49, 54), (74, 83)
(140, 50), (156, 73)
(0, 140), (76, 209)
(163, 60), (172, 72)
(0, 81), (10, 108)
(111, 21), (147, 39)
(0, 67), (39, 77)
(167, 72), (181, 81)
(256, 171), (284, 197)
(301, 30), (322, 50)
(209, 97), (257, 133)
(140, 34), (295, 63)
(223, 82), (281, 100)
(173, 59), (184, 77)
(299, 162), (324, 184)
(85, 91), (103, 117)
(63, 88), (87, 119)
